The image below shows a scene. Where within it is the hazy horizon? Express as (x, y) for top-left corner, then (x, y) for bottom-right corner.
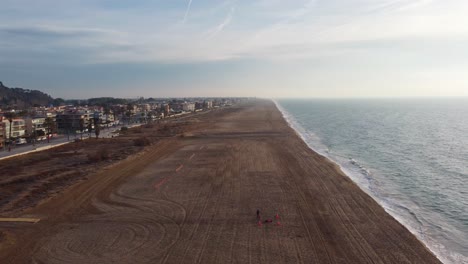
(1, 0), (467, 99)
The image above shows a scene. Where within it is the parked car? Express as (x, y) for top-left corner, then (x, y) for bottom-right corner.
(16, 138), (27, 145)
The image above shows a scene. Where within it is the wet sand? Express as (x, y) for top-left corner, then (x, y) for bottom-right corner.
(0, 99), (441, 263)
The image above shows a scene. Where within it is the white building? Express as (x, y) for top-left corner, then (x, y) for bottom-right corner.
(2, 119), (26, 138)
(204, 100), (213, 109)
(182, 102), (195, 112)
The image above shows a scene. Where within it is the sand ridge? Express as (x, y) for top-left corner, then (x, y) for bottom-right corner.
(0, 99), (440, 263)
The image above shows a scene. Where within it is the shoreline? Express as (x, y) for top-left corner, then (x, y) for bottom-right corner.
(0, 100), (442, 263)
(273, 99), (446, 263)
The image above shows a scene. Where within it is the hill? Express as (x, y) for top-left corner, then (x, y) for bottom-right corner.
(0, 81), (54, 109)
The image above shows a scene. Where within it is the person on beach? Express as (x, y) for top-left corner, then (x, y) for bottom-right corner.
(256, 209), (260, 220)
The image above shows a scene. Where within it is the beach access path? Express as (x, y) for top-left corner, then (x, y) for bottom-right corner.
(0, 100), (440, 263)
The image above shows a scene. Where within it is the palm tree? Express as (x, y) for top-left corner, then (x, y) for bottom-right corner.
(126, 103), (134, 124)
(87, 122), (93, 138)
(111, 106), (122, 126)
(95, 125), (100, 139)
(43, 117), (55, 143)
(94, 118), (100, 139)
(103, 106), (111, 129)
(147, 112), (154, 124)
(79, 118), (85, 140)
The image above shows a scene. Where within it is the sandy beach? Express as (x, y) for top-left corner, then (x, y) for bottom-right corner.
(0, 99), (441, 263)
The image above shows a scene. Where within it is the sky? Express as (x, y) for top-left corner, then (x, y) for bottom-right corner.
(1, 0), (467, 99)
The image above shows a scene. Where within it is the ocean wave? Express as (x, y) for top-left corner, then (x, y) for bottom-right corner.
(272, 99), (467, 264)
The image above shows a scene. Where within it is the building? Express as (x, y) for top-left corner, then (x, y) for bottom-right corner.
(195, 102), (204, 110)
(25, 117), (47, 136)
(102, 112), (116, 125)
(1, 119), (26, 139)
(0, 118), (5, 148)
(182, 102), (195, 112)
(204, 100), (213, 109)
(12, 119), (27, 138)
(56, 111), (90, 132)
(163, 104), (170, 117)
(139, 104), (151, 112)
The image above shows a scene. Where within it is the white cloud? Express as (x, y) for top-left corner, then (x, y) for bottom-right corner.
(1, 0), (468, 64)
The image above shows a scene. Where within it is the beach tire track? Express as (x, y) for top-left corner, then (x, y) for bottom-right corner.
(34, 213), (169, 264)
(194, 158), (228, 264)
(328, 196), (383, 263)
(344, 191), (420, 263)
(173, 184), (214, 264)
(29, 140), (182, 263)
(162, 164), (216, 263)
(279, 154), (323, 263)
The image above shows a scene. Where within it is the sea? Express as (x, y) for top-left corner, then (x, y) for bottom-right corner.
(275, 98), (468, 264)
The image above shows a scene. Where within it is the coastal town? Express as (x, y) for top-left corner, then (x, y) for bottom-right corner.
(0, 97), (243, 152)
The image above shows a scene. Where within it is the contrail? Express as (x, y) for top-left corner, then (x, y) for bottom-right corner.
(206, 7), (234, 38)
(183, 0), (193, 22)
